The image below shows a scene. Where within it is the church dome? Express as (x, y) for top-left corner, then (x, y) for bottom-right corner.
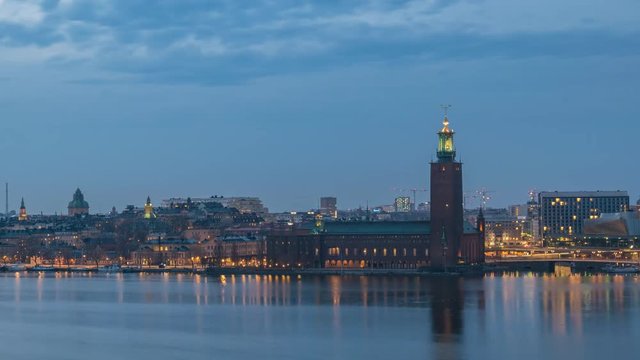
(68, 188), (89, 209)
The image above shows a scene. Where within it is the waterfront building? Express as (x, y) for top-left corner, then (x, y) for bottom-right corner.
(266, 113), (484, 270)
(320, 197), (338, 218)
(394, 196), (411, 213)
(18, 198), (27, 221)
(216, 235), (265, 267)
(429, 114), (465, 269)
(539, 191), (629, 243)
(68, 188), (89, 216)
(131, 238), (201, 267)
(580, 209), (640, 247)
(480, 209), (527, 247)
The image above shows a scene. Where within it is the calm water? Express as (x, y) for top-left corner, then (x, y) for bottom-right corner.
(0, 272), (639, 360)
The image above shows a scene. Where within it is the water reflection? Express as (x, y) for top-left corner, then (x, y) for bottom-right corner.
(1, 272), (640, 359)
(429, 277), (464, 360)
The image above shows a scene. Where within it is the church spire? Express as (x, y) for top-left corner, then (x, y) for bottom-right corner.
(18, 197), (27, 221)
(144, 196), (154, 219)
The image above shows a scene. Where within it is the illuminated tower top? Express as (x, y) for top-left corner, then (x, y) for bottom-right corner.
(144, 196), (154, 219)
(436, 112), (456, 162)
(18, 197), (27, 221)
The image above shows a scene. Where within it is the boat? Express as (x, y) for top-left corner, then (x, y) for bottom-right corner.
(602, 264), (640, 274)
(6, 263), (27, 272)
(98, 264), (122, 272)
(69, 267), (93, 272)
(29, 265), (56, 272)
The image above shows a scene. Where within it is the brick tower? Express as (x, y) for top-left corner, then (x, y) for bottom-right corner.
(429, 112), (464, 270)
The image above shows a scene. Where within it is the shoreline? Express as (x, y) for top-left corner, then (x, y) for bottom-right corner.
(0, 261), (634, 276)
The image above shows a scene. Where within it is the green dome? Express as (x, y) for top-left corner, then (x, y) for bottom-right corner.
(68, 188), (89, 209)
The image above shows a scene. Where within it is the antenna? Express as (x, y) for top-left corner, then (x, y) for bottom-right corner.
(469, 188), (494, 210)
(5, 182), (7, 219)
(440, 104), (452, 117)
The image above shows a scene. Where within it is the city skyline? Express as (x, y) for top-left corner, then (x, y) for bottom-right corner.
(0, 0), (638, 213)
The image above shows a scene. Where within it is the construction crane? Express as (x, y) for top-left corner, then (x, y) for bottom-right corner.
(393, 188), (428, 211)
(470, 188), (494, 209)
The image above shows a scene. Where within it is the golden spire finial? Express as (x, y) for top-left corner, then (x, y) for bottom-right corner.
(440, 104), (452, 133)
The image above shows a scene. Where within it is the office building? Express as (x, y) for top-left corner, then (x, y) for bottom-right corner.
(539, 191), (629, 242)
(394, 196), (411, 213)
(320, 197), (338, 218)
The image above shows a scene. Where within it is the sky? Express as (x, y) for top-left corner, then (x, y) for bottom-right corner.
(0, 0), (638, 214)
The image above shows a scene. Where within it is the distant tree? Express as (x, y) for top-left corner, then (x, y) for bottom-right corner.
(86, 245), (105, 268)
(114, 219), (149, 258)
(188, 246), (205, 270)
(60, 247), (75, 268)
(23, 239), (44, 265)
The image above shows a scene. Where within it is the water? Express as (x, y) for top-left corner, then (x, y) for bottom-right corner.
(0, 272), (639, 359)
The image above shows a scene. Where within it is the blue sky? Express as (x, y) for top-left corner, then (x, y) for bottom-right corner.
(0, 0), (638, 214)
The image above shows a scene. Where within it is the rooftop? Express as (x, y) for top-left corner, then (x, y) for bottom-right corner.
(539, 191), (629, 198)
(323, 221), (430, 235)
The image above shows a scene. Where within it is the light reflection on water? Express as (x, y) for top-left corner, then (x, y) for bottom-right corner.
(0, 272), (638, 359)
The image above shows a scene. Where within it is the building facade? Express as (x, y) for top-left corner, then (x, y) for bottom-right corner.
(394, 196), (411, 213)
(320, 197), (338, 218)
(539, 191), (629, 243)
(266, 114), (484, 270)
(429, 115), (464, 270)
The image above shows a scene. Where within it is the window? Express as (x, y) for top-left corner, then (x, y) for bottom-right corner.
(373, 248), (377, 256)
(413, 248), (417, 256)
(363, 248), (368, 256)
(383, 248), (387, 257)
(393, 248), (397, 257)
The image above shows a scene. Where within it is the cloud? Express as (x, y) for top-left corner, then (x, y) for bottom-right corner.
(0, 0), (637, 84)
(0, 0), (44, 26)
(169, 35), (228, 56)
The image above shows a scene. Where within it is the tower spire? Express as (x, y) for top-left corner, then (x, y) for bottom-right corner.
(436, 105), (456, 162)
(144, 196), (154, 219)
(18, 197), (27, 221)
